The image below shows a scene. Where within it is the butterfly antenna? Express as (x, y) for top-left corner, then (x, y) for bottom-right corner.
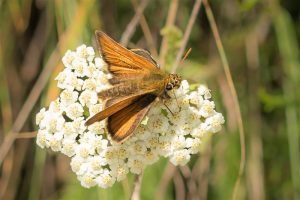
(179, 48), (192, 66)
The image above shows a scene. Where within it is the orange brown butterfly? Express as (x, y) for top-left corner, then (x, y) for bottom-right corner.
(85, 31), (182, 143)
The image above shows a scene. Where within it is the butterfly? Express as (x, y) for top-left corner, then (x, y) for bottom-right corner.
(85, 31), (182, 143)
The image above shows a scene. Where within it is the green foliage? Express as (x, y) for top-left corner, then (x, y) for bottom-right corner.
(161, 25), (183, 71)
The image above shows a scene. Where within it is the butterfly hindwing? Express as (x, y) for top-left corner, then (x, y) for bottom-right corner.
(107, 94), (157, 142)
(85, 89), (156, 126)
(130, 48), (159, 68)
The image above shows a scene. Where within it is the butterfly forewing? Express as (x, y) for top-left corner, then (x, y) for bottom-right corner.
(95, 31), (159, 77)
(130, 49), (159, 67)
(107, 50), (159, 85)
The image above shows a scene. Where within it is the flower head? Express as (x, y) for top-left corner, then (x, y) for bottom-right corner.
(36, 45), (225, 188)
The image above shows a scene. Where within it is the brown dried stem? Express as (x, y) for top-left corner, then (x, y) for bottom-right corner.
(179, 166), (198, 200)
(192, 141), (212, 200)
(173, 169), (185, 200)
(131, 172), (144, 200)
(131, 0), (158, 57)
(171, 0), (202, 73)
(16, 131), (37, 139)
(0, 49), (60, 166)
(120, 0), (150, 46)
(154, 163), (177, 200)
(202, 0), (246, 199)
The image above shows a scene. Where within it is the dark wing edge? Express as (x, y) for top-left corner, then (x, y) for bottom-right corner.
(107, 94), (157, 142)
(130, 48), (159, 68)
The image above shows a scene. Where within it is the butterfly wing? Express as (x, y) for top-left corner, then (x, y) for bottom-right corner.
(107, 49), (160, 85)
(130, 48), (159, 68)
(107, 94), (157, 142)
(85, 89), (157, 126)
(95, 31), (160, 78)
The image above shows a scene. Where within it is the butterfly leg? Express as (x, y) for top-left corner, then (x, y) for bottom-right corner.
(172, 90), (181, 112)
(162, 99), (174, 116)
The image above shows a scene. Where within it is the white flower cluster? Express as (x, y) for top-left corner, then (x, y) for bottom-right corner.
(36, 45), (225, 188)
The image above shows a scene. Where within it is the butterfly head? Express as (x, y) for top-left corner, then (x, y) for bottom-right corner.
(166, 74), (182, 91)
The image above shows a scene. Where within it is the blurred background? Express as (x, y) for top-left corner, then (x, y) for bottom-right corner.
(0, 0), (300, 199)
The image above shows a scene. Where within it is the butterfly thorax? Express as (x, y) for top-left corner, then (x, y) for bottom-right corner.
(99, 73), (164, 100)
(165, 74), (181, 91)
(157, 73), (181, 99)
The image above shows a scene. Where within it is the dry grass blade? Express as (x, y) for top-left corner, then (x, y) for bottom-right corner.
(20, 12), (50, 82)
(0, 49), (60, 166)
(120, 0), (150, 46)
(173, 170), (185, 200)
(12, 48), (60, 133)
(16, 131), (37, 139)
(154, 163), (176, 200)
(0, 131), (38, 164)
(192, 141), (212, 200)
(0, 0), (97, 165)
(202, 0), (246, 199)
(131, 0), (158, 57)
(171, 0), (202, 73)
(179, 166), (198, 200)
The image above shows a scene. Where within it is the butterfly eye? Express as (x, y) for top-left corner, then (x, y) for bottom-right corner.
(166, 83), (173, 90)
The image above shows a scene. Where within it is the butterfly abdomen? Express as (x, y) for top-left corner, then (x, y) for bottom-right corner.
(98, 82), (139, 99)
